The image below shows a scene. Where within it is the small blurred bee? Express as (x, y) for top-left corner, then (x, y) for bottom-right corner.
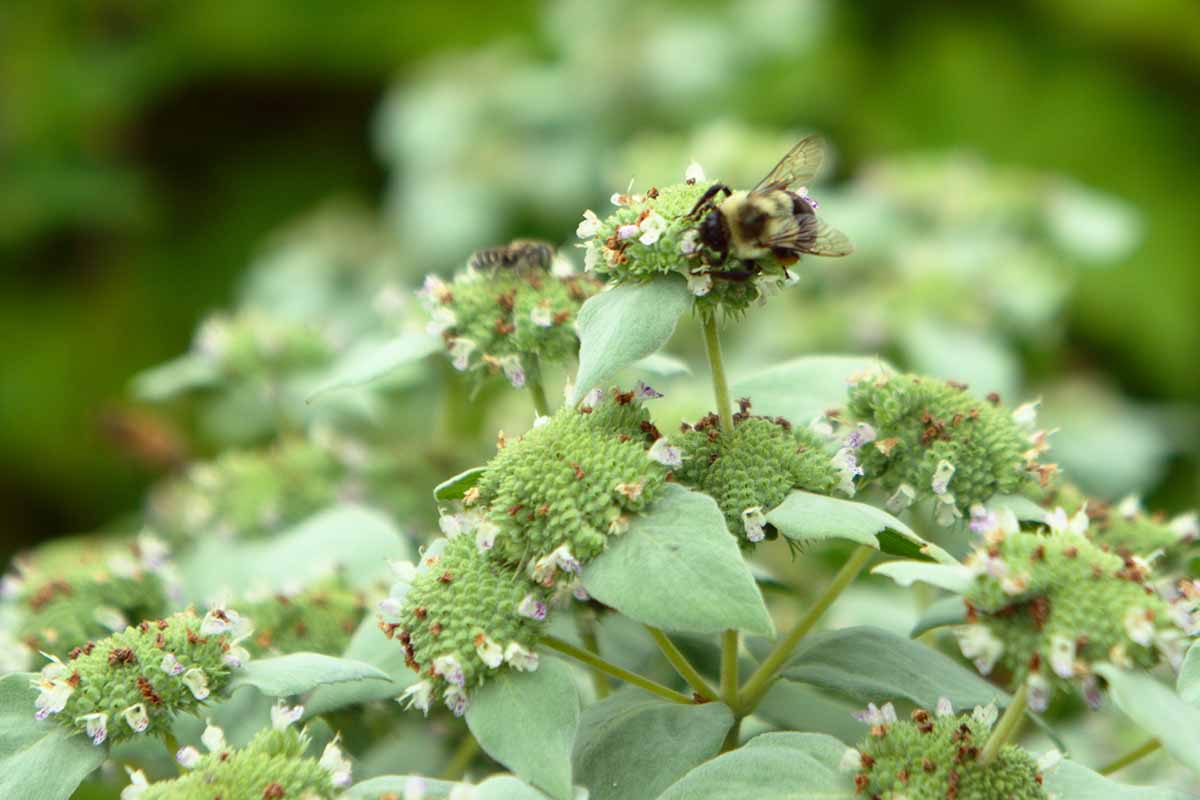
(468, 239), (555, 274)
(686, 135), (853, 269)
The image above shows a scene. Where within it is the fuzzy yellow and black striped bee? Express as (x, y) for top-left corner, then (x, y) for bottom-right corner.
(468, 239), (556, 274)
(686, 135), (853, 268)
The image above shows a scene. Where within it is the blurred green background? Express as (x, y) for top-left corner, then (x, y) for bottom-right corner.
(2, 0), (1198, 553)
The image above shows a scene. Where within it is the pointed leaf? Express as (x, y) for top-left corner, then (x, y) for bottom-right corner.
(132, 353), (220, 401)
(583, 485), (775, 637)
(911, 596), (968, 638)
(873, 560), (974, 594)
(657, 731), (854, 799)
(1095, 664), (1200, 776)
(779, 626), (1009, 711)
(0, 673), (108, 800)
(1046, 760), (1195, 800)
(305, 613), (417, 716)
(987, 494), (1048, 522)
(227, 653), (389, 697)
(1178, 640), (1200, 705)
(434, 466), (487, 503)
(572, 690), (733, 800)
(766, 490), (954, 563)
(571, 276), (691, 404)
(466, 658), (580, 800)
(631, 353), (690, 376)
(345, 776), (461, 798)
(730, 355), (892, 426)
(308, 332), (437, 400)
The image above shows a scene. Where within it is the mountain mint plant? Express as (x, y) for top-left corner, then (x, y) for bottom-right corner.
(4, 134), (1197, 800)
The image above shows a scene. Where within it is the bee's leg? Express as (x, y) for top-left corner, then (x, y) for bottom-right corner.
(684, 184), (732, 219)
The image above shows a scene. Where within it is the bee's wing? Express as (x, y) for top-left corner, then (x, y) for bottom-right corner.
(753, 135), (825, 192)
(763, 214), (854, 258)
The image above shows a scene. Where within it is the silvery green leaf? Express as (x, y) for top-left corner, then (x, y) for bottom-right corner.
(656, 731), (853, 799)
(466, 658), (581, 800)
(730, 355), (892, 426)
(0, 673), (107, 800)
(227, 653), (390, 697)
(1179, 640), (1200, 705)
(1045, 182), (1141, 264)
(434, 466), (487, 503)
(872, 561), (974, 594)
(305, 613), (417, 716)
(987, 494), (1048, 522)
(308, 332), (437, 401)
(766, 490), (955, 564)
(132, 353), (220, 401)
(630, 352), (691, 376)
(900, 319), (1020, 401)
(1096, 664), (1200, 776)
(572, 689), (733, 800)
(345, 776), (460, 798)
(583, 485), (775, 637)
(571, 277), (691, 404)
(910, 596), (968, 638)
(1045, 759), (1194, 800)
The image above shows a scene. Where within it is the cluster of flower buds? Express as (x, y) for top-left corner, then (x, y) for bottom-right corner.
(842, 698), (1051, 800)
(576, 167), (791, 313)
(956, 506), (1196, 712)
(1085, 494), (1198, 562)
(846, 370), (1054, 525)
(192, 309), (335, 380)
(122, 702), (349, 799)
(416, 258), (601, 389)
(384, 387), (672, 716)
(3, 533), (174, 663)
(239, 579), (367, 658)
(32, 607), (251, 746)
(147, 436), (348, 543)
(671, 399), (841, 544)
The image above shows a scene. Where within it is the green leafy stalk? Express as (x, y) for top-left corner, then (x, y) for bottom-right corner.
(646, 626), (718, 701)
(541, 635), (693, 705)
(1099, 738), (1161, 776)
(579, 612), (611, 699)
(527, 355), (552, 417)
(442, 732), (480, 781)
(700, 312), (734, 435)
(979, 682), (1028, 766)
(738, 544), (875, 711)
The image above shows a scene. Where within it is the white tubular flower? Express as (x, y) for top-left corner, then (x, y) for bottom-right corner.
(886, 483), (917, 514)
(832, 447), (863, 496)
(931, 459), (956, 497)
(31, 654), (74, 720)
(182, 668), (210, 700)
(200, 605), (244, 637)
(223, 643), (251, 669)
(270, 701), (304, 730)
(635, 380), (663, 400)
(201, 720), (227, 752)
(576, 209), (601, 239)
(1026, 673), (1052, 713)
(839, 747), (863, 771)
(853, 702), (898, 726)
(160, 652), (185, 676)
(531, 545), (581, 585)
(936, 697), (954, 717)
(685, 161), (707, 183)
(398, 680), (434, 715)
(742, 507), (768, 543)
(121, 767), (149, 800)
(844, 423), (877, 450)
(617, 223), (639, 241)
(449, 784), (479, 800)
(1116, 494), (1142, 519)
(583, 243), (601, 272)
(1045, 506), (1088, 536)
(320, 737), (353, 788)
(680, 229), (702, 256)
(404, 776), (428, 800)
(956, 625), (1004, 676)
(137, 533), (170, 572)
(517, 594), (547, 621)
(378, 596), (404, 620)
(1011, 399), (1040, 431)
(504, 642), (539, 672)
(77, 712), (108, 746)
(1170, 512), (1199, 543)
(686, 272), (713, 297)
(123, 703), (150, 734)
(638, 212), (668, 246)
(448, 338), (475, 371)
(417, 274), (452, 307)
(426, 307), (457, 336)
(433, 655), (466, 687)
(581, 387), (604, 409)
(1037, 749), (1064, 773)
(934, 496), (963, 527)
(615, 481), (644, 501)
(1124, 608), (1156, 647)
(530, 304), (554, 328)
(474, 634), (504, 669)
(647, 437), (683, 468)
(444, 685), (470, 717)
(94, 606), (128, 632)
(500, 355), (526, 389)
(0, 573), (23, 599)
(972, 703), (999, 729)
(1048, 635), (1076, 679)
(176, 745), (201, 768)
(475, 519), (499, 552)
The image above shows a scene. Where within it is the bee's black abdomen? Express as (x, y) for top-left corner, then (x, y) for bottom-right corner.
(699, 210), (730, 255)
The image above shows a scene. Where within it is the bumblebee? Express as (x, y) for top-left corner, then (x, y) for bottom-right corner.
(686, 135), (852, 268)
(468, 239), (555, 273)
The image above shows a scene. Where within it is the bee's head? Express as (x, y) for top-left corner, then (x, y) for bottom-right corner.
(698, 208), (730, 254)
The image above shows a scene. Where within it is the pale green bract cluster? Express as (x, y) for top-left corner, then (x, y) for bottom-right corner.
(671, 405), (841, 544)
(192, 309), (334, 379)
(239, 578), (367, 658)
(845, 370), (1051, 525)
(956, 506), (1197, 712)
(31, 608), (250, 746)
(417, 263), (602, 389)
(576, 175), (790, 314)
(123, 706), (350, 799)
(845, 700), (1049, 800)
(1086, 494), (1198, 561)
(382, 388), (673, 717)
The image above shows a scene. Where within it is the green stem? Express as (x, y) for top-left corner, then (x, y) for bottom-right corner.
(720, 716), (743, 754)
(720, 630), (740, 707)
(700, 312), (734, 434)
(164, 732), (180, 761)
(541, 635), (693, 705)
(527, 357), (552, 417)
(646, 626), (718, 701)
(1099, 738), (1161, 776)
(579, 612), (610, 699)
(979, 683), (1028, 766)
(442, 732), (480, 781)
(738, 545), (875, 711)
